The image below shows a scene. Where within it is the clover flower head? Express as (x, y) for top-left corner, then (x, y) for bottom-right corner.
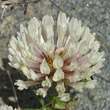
(8, 12), (105, 100)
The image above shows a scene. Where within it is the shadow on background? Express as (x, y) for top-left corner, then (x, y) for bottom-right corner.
(0, 59), (41, 109)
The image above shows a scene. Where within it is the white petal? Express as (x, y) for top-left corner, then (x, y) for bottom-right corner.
(91, 41), (100, 52)
(29, 69), (38, 80)
(53, 55), (63, 69)
(0, 105), (14, 110)
(70, 70), (82, 82)
(9, 48), (16, 56)
(21, 66), (30, 79)
(68, 18), (83, 42)
(88, 50), (105, 64)
(28, 17), (41, 43)
(58, 93), (70, 102)
(68, 42), (77, 56)
(57, 12), (69, 31)
(43, 38), (54, 54)
(53, 68), (64, 82)
(79, 58), (91, 71)
(78, 41), (89, 56)
(40, 59), (50, 74)
(15, 80), (39, 91)
(42, 76), (51, 88)
(13, 63), (20, 69)
(55, 47), (64, 54)
(42, 15), (54, 41)
(14, 80), (28, 90)
(91, 62), (104, 73)
(36, 88), (47, 98)
(68, 58), (78, 71)
(57, 12), (69, 47)
(20, 24), (28, 34)
(72, 82), (84, 92)
(56, 82), (65, 93)
(85, 80), (97, 89)
(8, 55), (13, 61)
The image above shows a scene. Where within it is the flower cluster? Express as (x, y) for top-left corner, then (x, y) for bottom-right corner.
(8, 12), (105, 101)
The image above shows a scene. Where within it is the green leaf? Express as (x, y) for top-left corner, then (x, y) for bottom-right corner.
(82, 78), (88, 82)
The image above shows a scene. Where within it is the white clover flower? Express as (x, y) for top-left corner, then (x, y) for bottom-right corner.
(0, 105), (17, 110)
(8, 12), (105, 98)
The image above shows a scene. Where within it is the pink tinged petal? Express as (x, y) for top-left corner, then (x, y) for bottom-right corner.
(33, 44), (44, 58)
(63, 42), (80, 63)
(63, 58), (78, 71)
(53, 68), (64, 82)
(38, 44), (49, 57)
(29, 61), (40, 70)
(53, 55), (63, 69)
(64, 74), (72, 80)
(40, 58), (50, 74)
(28, 58), (41, 67)
(29, 57), (42, 65)
(79, 58), (91, 71)
(72, 41), (82, 57)
(78, 55), (87, 65)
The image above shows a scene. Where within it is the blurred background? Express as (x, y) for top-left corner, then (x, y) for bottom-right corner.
(0, 0), (110, 110)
